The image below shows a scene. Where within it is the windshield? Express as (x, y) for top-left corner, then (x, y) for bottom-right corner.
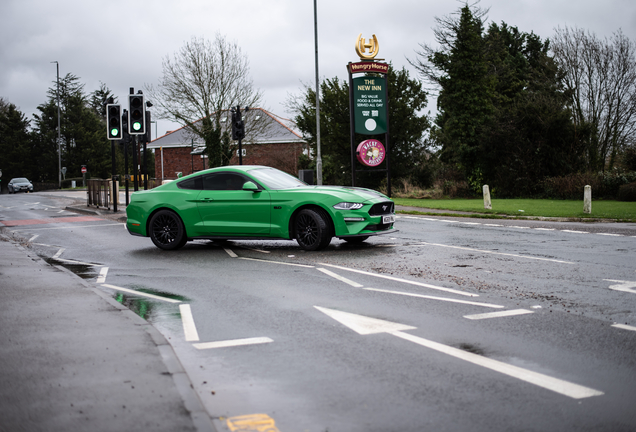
(12, 178), (29, 183)
(248, 168), (307, 190)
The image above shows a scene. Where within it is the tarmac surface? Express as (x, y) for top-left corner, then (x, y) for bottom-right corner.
(0, 226), (216, 431)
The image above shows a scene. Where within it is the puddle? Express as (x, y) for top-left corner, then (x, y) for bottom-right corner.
(112, 285), (189, 321)
(43, 258), (98, 280)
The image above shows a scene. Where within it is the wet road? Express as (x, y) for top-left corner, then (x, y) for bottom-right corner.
(2, 192), (636, 432)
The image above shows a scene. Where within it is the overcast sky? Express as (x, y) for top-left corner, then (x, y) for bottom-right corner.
(1, 0), (635, 140)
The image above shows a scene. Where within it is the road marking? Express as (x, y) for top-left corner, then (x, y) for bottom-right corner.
(414, 242), (575, 265)
(0, 216), (103, 226)
(28, 234), (39, 242)
(317, 268), (364, 287)
(439, 220), (458, 223)
(315, 306), (604, 400)
(365, 288), (504, 308)
(193, 337), (273, 350)
(534, 228), (555, 231)
(510, 226), (530, 229)
(464, 309), (534, 320)
(604, 279), (636, 294)
(240, 246), (271, 253)
(612, 323), (636, 332)
(179, 304), (200, 342)
(101, 284), (182, 303)
(319, 263), (478, 297)
(52, 248), (64, 259)
(225, 414), (280, 432)
(484, 223), (503, 227)
(238, 257), (315, 268)
(96, 267), (109, 283)
(562, 230), (589, 234)
(10, 222), (123, 231)
(224, 248), (238, 258)
(597, 233), (622, 237)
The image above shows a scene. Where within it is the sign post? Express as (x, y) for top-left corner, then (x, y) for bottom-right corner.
(347, 34), (391, 196)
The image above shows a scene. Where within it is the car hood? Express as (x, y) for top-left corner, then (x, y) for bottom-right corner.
(281, 185), (389, 202)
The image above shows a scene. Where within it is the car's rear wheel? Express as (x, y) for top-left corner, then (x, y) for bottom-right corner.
(149, 210), (187, 250)
(343, 236), (369, 244)
(295, 208), (332, 251)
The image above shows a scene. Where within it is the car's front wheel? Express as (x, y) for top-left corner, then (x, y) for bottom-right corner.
(149, 210), (187, 250)
(295, 208), (332, 251)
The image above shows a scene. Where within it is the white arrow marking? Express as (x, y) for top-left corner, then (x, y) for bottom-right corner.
(179, 304), (200, 342)
(315, 306), (603, 399)
(314, 306), (416, 334)
(96, 267), (109, 284)
(604, 279), (636, 294)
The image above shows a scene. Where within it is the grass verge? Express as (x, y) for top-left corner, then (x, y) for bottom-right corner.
(394, 198), (636, 222)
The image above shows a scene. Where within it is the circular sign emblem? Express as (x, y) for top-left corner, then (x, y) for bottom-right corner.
(356, 139), (386, 167)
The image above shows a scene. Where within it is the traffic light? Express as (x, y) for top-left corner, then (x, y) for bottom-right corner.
(128, 93), (145, 135)
(231, 106), (245, 140)
(106, 104), (122, 140)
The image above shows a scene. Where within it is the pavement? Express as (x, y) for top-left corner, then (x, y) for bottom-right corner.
(0, 228), (216, 431)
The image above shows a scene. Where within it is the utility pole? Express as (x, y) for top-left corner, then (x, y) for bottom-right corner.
(314, 0), (323, 185)
(52, 61), (61, 189)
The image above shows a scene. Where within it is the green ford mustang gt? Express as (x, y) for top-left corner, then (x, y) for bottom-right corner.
(126, 165), (396, 251)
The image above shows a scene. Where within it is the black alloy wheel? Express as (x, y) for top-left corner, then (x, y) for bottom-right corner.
(295, 208), (332, 251)
(149, 210), (187, 250)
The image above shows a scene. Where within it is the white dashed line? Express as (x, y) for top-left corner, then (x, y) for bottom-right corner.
(193, 337), (273, 350)
(224, 248), (238, 258)
(415, 242), (576, 264)
(96, 267), (109, 283)
(179, 304), (200, 342)
(464, 309), (534, 320)
(365, 288), (503, 308)
(101, 284), (182, 303)
(317, 268), (364, 287)
(319, 263), (478, 297)
(611, 323), (636, 332)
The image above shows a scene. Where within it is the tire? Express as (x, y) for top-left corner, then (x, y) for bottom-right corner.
(294, 208), (332, 251)
(149, 210), (187, 250)
(343, 236), (369, 244)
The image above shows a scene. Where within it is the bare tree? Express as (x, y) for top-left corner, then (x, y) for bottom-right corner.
(147, 34), (263, 167)
(552, 27), (636, 171)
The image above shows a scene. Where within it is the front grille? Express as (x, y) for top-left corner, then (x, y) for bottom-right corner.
(365, 222), (393, 231)
(368, 201), (394, 216)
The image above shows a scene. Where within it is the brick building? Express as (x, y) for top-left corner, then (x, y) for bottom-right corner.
(148, 108), (307, 180)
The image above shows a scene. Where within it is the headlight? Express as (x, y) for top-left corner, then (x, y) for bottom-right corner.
(333, 202), (364, 210)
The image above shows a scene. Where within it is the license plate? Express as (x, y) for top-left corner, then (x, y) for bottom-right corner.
(382, 215), (395, 224)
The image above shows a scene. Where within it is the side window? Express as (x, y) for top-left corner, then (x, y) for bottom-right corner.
(203, 173), (249, 191)
(177, 176), (203, 190)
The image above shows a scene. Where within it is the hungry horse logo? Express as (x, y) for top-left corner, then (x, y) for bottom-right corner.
(355, 34), (379, 60)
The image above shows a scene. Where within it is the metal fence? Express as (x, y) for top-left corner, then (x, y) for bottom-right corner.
(87, 179), (112, 209)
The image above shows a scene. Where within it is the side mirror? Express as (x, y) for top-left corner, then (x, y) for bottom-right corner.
(242, 181), (259, 192)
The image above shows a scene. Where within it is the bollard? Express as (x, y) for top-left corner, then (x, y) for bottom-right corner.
(584, 185), (592, 214)
(483, 185), (492, 210)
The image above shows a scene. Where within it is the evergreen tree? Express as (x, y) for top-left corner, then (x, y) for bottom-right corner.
(289, 66), (431, 188)
(33, 74), (115, 181)
(0, 99), (35, 185)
